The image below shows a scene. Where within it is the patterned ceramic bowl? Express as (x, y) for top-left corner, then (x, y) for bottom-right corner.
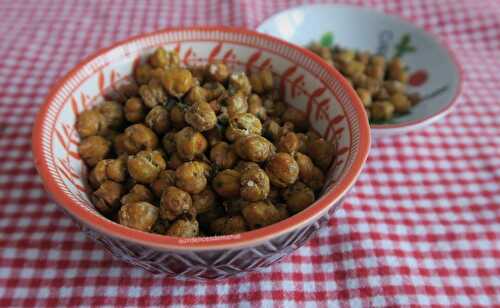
(257, 4), (462, 137)
(32, 27), (370, 279)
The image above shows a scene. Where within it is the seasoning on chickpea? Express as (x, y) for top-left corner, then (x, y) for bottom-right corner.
(161, 67), (194, 97)
(175, 127), (208, 161)
(166, 218), (199, 238)
(225, 113), (262, 142)
(127, 150), (166, 184)
(240, 166), (270, 202)
(184, 101), (217, 132)
(145, 105), (170, 135)
(175, 161), (211, 194)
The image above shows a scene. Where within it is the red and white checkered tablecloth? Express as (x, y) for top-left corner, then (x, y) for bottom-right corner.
(1, 0), (499, 306)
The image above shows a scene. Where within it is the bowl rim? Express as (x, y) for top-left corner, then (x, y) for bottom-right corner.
(32, 26), (370, 251)
(257, 3), (463, 133)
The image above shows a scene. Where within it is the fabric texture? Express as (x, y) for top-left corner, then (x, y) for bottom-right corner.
(0, 0), (499, 306)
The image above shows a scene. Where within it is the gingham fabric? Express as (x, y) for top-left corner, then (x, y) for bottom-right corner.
(0, 0), (499, 306)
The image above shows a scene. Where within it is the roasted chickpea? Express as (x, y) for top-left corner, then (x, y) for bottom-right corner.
(160, 186), (194, 221)
(263, 119), (281, 142)
(277, 131), (300, 154)
(204, 128), (223, 147)
(203, 82), (226, 101)
(247, 94), (267, 121)
(371, 101), (395, 121)
(387, 58), (408, 83)
(249, 69), (273, 94)
(169, 105), (187, 129)
(210, 142), (238, 169)
(390, 93), (411, 113)
(139, 79), (167, 108)
(76, 109), (107, 138)
(197, 206), (224, 231)
(161, 131), (176, 154)
(184, 101), (217, 131)
(175, 127), (208, 161)
(98, 101), (124, 129)
(212, 169), (241, 198)
(265, 153), (299, 188)
(145, 105), (170, 134)
(296, 133), (308, 153)
(341, 60), (365, 78)
(117, 124), (159, 155)
(365, 64), (385, 80)
(263, 99), (286, 117)
(89, 157), (127, 189)
(384, 80), (406, 95)
(161, 67), (194, 97)
(117, 201), (159, 232)
(225, 113), (262, 142)
(234, 161), (260, 173)
(281, 107), (308, 132)
(240, 167), (270, 201)
(234, 135), (275, 162)
(224, 93), (248, 117)
(294, 152), (314, 181)
(308, 138), (335, 170)
(151, 218), (170, 235)
(175, 161), (211, 194)
(408, 92), (421, 106)
(118, 82), (139, 102)
(150, 169), (176, 198)
(306, 130), (321, 142)
(124, 97), (147, 123)
(356, 88), (372, 108)
(207, 62), (230, 83)
(192, 188), (216, 215)
(185, 86), (208, 105)
(241, 201), (282, 229)
(149, 48), (179, 68)
(92, 180), (124, 214)
(306, 166), (326, 192)
(228, 72), (251, 96)
(121, 184), (154, 205)
(167, 152), (184, 170)
(166, 219), (199, 238)
(135, 63), (153, 85)
(127, 150), (166, 184)
(210, 215), (248, 235)
(79, 135), (111, 167)
(283, 181), (315, 213)
(374, 87), (390, 101)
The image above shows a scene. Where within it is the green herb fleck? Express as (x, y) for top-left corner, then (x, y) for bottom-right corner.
(320, 32), (334, 48)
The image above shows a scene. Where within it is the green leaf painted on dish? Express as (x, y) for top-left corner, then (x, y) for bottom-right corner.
(394, 33), (417, 58)
(320, 32), (334, 47)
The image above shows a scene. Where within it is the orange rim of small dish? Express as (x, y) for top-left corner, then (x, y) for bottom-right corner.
(32, 26), (370, 251)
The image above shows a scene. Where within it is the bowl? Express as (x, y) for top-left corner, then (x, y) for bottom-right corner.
(32, 27), (370, 279)
(257, 4), (462, 137)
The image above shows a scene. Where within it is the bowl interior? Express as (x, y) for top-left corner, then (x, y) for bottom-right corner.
(257, 4), (461, 131)
(33, 27), (370, 250)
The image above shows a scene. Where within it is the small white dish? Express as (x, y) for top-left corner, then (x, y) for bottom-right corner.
(257, 4), (462, 137)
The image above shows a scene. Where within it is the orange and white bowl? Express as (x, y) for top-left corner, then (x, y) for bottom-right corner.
(32, 27), (370, 279)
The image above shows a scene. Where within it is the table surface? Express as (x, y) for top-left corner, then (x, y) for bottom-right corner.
(1, 0), (499, 306)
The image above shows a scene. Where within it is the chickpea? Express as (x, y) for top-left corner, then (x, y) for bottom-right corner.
(175, 161), (211, 194)
(210, 142), (238, 169)
(224, 93), (248, 117)
(161, 67), (194, 97)
(151, 218), (170, 235)
(119, 124), (159, 155)
(384, 80), (406, 95)
(334, 49), (355, 63)
(277, 131), (300, 154)
(92, 180), (124, 215)
(166, 219), (199, 238)
(234, 161), (260, 173)
(228, 72), (251, 96)
(248, 94), (267, 121)
(387, 58), (408, 83)
(371, 101), (395, 121)
(203, 82), (226, 101)
(222, 198), (248, 215)
(120, 184), (154, 205)
(161, 131), (176, 154)
(145, 106), (170, 135)
(192, 188), (217, 215)
(408, 92), (421, 106)
(160, 186), (194, 221)
(124, 97), (147, 123)
(150, 169), (176, 198)
(263, 119), (281, 142)
(356, 88), (372, 108)
(185, 86), (208, 105)
(204, 127), (223, 147)
(225, 113), (262, 142)
(241, 201), (282, 229)
(275, 203), (290, 221)
(294, 152), (314, 181)
(118, 83), (139, 102)
(283, 181), (315, 214)
(170, 105), (187, 129)
(76, 109), (107, 138)
(139, 79), (167, 108)
(207, 62), (230, 83)
(210, 215), (248, 235)
(149, 48), (179, 68)
(188, 65), (206, 84)
(390, 93), (411, 113)
(341, 61), (365, 78)
(175, 127), (208, 161)
(249, 69), (273, 94)
(184, 101), (217, 131)
(167, 152), (184, 170)
(234, 135), (275, 162)
(127, 150), (166, 184)
(134, 63), (153, 85)
(98, 101), (124, 129)
(306, 130), (321, 142)
(308, 138), (335, 170)
(79, 135), (111, 167)
(208, 100), (222, 114)
(240, 167), (270, 202)
(265, 153), (299, 188)
(197, 206), (224, 231)
(212, 169), (241, 198)
(296, 133), (308, 153)
(374, 87), (390, 101)
(356, 51), (370, 65)
(281, 107), (308, 132)
(89, 157), (127, 189)
(365, 64), (385, 80)
(263, 99), (286, 117)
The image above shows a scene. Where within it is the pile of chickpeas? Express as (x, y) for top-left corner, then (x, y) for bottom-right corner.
(76, 47), (335, 238)
(309, 43), (421, 121)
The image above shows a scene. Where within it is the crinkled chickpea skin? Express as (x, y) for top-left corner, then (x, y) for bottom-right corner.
(224, 93), (248, 117)
(149, 47), (179, 68)
(98, 101), (124, 129)
(175, 161), (211, 194)
(225, 113), (262, 142)
(127, 150), (166, 184)
(281, 107), (308, 132)
(277, 131), (300, 154)
(247, 94), (267, 121)
(184, 101), (217, 132)
(265, 153), (299, 188)
(160, 186), (195, 221)
(169, 104), (187, 129)
(145, 105), (170, 135)
(79, 135), (111, 167)
(228, 72), (252, 96)
(92, 180), (124, 215)
(121, 184), (154, 205)
(175, 127), (208, 161)
(240, 166), (270, 202)
(234, 135), (275, 163)
(207, 62), (230, 83)
(89, 157), (127, 189)
(161, 67), (194, 97)
(115, 124), (158, 155)
(76, 109), (108, 138)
